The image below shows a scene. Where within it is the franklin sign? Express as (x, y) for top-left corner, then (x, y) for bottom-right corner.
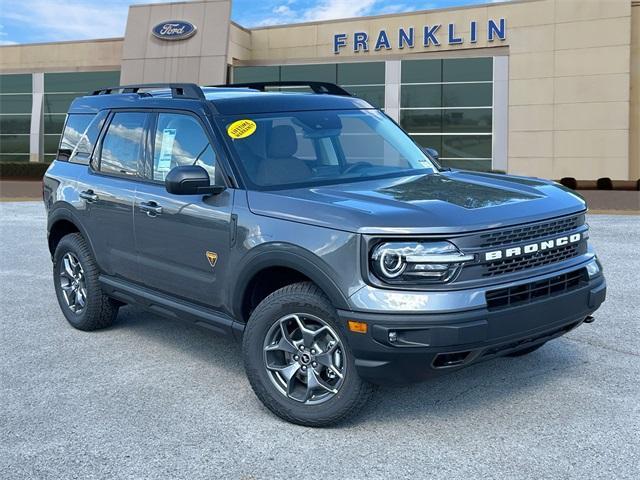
(152, 21), (197, 41)
(333, 18), (506, 54)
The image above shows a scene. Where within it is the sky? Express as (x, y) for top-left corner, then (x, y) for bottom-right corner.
(0, 0), (507, 46)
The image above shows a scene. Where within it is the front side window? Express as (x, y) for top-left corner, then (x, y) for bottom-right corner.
(99, 112), (148, 177)
(152, 113), (216, 184)
(217, 109), (436, 190)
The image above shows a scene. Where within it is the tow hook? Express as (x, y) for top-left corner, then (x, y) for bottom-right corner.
(584, 315), (595, 324)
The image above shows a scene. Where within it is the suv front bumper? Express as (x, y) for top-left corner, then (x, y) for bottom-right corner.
(338, 266), (606, 384)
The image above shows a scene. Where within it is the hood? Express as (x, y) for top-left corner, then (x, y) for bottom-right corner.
(246, 171), (587, 234)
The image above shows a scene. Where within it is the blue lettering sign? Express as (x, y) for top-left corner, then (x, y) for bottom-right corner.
(151, 20), (197, 41)
(423, 24), (441, 47)
(470, 21), (478, 43)
(488, 18), (506, 41)
(398, 27), (415, 49)
(375, 30), (392, 50)
(354, 32), (369, 52)
(448, 23), (463, 44)
(334, 33), (348, 54)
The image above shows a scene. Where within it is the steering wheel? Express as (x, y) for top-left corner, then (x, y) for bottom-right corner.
(342, 162), (372, 175)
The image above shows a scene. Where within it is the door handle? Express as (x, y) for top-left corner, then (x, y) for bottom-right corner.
(140, 201), (163, 216)
(79, 190), (98, 202)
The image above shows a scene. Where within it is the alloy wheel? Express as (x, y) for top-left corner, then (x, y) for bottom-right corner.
(59, 252), (87, 314)
(263, 313), (346, 405)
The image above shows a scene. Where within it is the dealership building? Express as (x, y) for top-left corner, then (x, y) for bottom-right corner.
(0, 0), (638, 180)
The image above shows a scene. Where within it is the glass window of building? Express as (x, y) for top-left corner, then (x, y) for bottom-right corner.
(0, 74), (32, 162)
(400, 57), (493, 171)
(43, 71), (120, 161)
(232, 62), (386, 109)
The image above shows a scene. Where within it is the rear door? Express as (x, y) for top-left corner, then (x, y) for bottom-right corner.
(76, 110), (151, 280)
(133, 111), (234, 310)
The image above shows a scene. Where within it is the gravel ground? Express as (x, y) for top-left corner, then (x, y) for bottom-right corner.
(1, 202), (638, 480)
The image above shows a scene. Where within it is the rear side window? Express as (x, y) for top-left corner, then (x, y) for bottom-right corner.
(99, 112), (148, 178)
(69, 111), (108, 165)
(58, 114), (94, 161)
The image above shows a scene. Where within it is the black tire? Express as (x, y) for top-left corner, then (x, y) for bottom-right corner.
(506, 342), (546, 357)
(53, 233), (119, 331)
(242, 282), (374, 427)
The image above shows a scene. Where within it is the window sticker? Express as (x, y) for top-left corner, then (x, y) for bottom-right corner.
(227, 119), (257, 139)
(157, 128), (176, 174)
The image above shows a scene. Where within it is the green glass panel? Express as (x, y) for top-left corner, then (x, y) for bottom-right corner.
(443, 108), (492, 133)
(44, 134), (62, 154)
(0, 74), (32, 94)
(44, 93), (79, 115)
(0, 135), (30, 154)
(400, 110), (442, 133)
(401, 59), (442, 84)
(233, 66), (280, 83)
(0, 94), (32, 114)
(443, 83), (492, 107)
(43, 154), (56, 163)
(44, 114), (66, 135)
(443, 58), (493, 82)
(0, 153), (30, 162)
(442, 135), (492, 159)
(440, 159), (492, 172)
(337, 62), (384, 85)
(281, 64), (337, 83)
(0, 115), (31, 135)
(344, 86), (385, 108)
(412, 135), (443, 157)
(44, 71), (120, 93)
(401, 84), (441, 108)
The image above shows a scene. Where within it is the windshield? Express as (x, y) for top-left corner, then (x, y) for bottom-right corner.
(217, 109), (437, 190)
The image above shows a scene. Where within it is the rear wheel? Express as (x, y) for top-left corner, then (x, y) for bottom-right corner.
(242, 282), (373, 427)
(506, 342), (546, 357)
(53, 233), (119, 331)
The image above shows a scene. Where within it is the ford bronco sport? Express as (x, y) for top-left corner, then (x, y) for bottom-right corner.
(44, 82), (606, 426)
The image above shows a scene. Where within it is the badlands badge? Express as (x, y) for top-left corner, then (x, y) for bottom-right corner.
(205, 251), (218, 268)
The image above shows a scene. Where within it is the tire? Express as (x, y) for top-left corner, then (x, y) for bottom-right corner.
(53, 233), (119, 331)
(242, 281), (374, 427)
(506, 342), (546, 357)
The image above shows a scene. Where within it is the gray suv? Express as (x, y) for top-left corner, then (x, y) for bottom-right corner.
(44, 82), (606, 426)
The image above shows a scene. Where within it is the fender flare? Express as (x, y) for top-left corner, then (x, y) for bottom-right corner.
(47, 205), (96, 259)
(231, 243), (351, 321)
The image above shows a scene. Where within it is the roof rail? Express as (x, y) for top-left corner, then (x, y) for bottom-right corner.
(90, 83), (205, 100)
(216, 81), (352, 97)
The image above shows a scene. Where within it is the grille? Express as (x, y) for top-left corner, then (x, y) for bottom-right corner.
(485, 268), (587, 311)
(482, 243), (582, 277)
(478, 214), (583, 248)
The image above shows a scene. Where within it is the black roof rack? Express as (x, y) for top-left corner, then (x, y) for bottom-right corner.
(216, 81), (352, 97)
(90, 83), (205, 100)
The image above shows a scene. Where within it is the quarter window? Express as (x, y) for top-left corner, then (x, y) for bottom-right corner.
(100, 112), (148, 177)
(152, 113), (216, 183)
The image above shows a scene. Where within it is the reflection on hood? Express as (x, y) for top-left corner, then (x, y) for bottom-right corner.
(378, 174), (540, 209)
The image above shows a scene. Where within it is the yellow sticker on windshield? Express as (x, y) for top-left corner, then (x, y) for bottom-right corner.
(227, 119), (257, 139)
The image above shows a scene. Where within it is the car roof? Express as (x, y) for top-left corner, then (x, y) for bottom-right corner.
(67, 86), (375, 115)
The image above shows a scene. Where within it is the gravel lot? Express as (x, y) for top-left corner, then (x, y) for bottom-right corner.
(1, 202), (638, 480)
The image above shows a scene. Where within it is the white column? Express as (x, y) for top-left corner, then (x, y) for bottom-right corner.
(384, 60), (401, 123)
(30, 73), (44, 163)
(492, 56), (509, 172)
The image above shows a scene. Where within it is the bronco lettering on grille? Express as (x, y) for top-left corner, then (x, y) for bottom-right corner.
(484, 233), (583, 261)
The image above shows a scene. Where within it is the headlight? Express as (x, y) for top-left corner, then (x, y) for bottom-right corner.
(370, 241), (474, 285)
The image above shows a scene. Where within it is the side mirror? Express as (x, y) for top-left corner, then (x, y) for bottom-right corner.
(165, 165), (225, 196)
(422, 147), (439, 161)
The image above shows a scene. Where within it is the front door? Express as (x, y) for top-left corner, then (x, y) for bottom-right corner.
(133, 111), (234, 310)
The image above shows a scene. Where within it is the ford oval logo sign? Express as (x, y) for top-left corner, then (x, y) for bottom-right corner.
(152, 21), (197, 41)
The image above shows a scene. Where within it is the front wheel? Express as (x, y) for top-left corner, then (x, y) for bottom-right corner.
(242, 282), (374, 427)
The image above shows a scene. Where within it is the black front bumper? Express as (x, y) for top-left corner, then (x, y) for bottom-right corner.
(338, 275), (606, 384)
